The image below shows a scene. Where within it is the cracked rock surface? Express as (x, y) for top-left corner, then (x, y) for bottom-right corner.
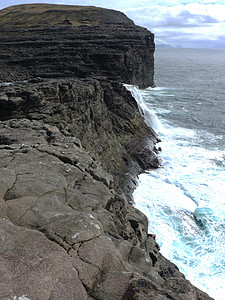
(0, 4), (213, 300)
(0, 118), (213, 300)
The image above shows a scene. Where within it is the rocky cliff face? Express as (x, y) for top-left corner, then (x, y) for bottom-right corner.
(0, 78), (159, 197)
(0, 4), (154, 88)
(0, 4), (213, 300)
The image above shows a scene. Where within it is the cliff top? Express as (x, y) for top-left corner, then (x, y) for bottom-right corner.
(0, 4), (213, 299)
(0, 3), (134, 27)
(0, 3), (155, 87)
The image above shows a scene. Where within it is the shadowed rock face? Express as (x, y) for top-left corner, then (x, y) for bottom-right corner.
(0, 4), (213, 300)
(0, 4), (155, 88)
(0, 78), (160, 193)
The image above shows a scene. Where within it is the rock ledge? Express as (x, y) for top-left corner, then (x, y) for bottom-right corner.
(0, 4), (213, 300)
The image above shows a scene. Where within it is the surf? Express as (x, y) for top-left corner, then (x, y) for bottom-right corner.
(124, 84), (163, 132)
(128, 84), (225, 300)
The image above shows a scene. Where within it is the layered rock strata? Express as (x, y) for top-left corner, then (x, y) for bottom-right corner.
(0, 4), (155, 88)
(0, 4), (213, 300)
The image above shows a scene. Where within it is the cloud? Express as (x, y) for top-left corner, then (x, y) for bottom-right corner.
(177, 10), (218, 26)
(141, 10), (219, 28)
(124, 4), (222, 27)
(123, 3), (225, 47)
(156, 34), (225, 48)
(0, 0), (224, 48)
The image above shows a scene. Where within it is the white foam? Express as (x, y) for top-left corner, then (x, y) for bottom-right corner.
(124, 84), (163, 132)
(132, 87), (225, 300)
(146, 86), (167, 91)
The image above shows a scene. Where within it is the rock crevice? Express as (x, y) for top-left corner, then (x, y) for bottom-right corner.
(0, 4), (213, 300)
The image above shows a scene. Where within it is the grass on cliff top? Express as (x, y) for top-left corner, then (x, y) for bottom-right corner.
(0, 4), (103, 26)
(0, 3), (128, 27)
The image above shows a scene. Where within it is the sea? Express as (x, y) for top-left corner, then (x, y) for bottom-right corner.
(126, 48), (225, 300)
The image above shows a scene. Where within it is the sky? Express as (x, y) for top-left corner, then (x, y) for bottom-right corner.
(0, 0), (225, 48)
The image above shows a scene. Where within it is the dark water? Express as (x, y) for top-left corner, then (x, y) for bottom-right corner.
(131, 48), (225, 299)
(154, 48), (225, 137)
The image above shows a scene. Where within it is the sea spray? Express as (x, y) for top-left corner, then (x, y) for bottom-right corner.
(131, 84), (225, 300)
(124, 84), (163, 132)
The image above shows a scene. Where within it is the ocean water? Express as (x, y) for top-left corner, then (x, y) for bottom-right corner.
(128, 48), (225, 300)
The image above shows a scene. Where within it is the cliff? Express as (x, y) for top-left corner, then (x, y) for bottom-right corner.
(0, 4), (213, 300)
(0, 4), (154, 88)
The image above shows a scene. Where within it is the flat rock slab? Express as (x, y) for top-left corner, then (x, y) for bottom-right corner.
(0, 218), (88, 300)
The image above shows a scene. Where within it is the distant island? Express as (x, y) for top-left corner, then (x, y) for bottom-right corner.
(156, 43), (174, 48)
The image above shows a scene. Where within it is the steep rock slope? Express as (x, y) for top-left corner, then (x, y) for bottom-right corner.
(0, 78), (159, 196)
(0, 4), (213, 300)
(0, 4), (154, 88)
(0, 112), (212, 300)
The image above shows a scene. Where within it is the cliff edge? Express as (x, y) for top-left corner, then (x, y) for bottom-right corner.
(0, 4), (154, 88)
(0, 4), (213, 300)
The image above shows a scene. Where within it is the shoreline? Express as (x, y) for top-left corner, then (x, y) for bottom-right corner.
(0, 4), (214, 299)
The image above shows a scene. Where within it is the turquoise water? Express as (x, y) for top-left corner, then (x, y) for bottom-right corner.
(128, 48), (225, 300)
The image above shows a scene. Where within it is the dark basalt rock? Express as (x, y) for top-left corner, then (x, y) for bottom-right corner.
(0, 4), (213, 300)
(0, 4), (155, 88)
(0, 78), (159, 193)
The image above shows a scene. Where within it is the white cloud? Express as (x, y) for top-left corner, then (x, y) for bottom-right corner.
(123, 3), (225, 47)
(124, 3), (223, 26)
(0, 0), (224, 48)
